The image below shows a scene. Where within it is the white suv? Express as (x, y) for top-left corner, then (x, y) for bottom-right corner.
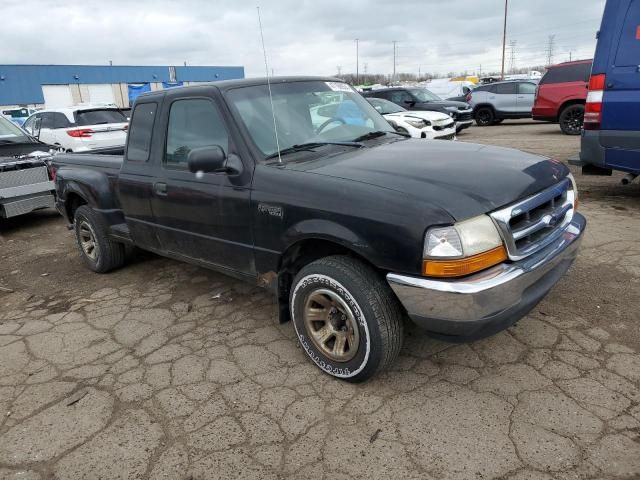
(23, 105), (128, 152)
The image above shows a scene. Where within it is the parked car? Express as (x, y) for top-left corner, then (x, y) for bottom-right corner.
(1, 107), (38, 127)
(52, 76), (585, 382)
(0, 116), (56, 219)
(532, 60), (592, 135)
(22, 105), (128, 152)
(425, 81), (474, 103)
(366, 97), (456, 140)
(362, 87), (473, 132)
(469, 80), (537, 126)
(571, 0), (640, 181)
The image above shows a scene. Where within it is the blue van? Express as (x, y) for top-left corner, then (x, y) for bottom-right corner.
(576, 0), (640, 180)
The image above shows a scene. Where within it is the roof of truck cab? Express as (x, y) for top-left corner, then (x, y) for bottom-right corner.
(137, 76), (343, 99)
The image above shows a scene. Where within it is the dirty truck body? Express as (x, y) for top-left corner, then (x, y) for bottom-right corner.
(53, 77), (585, 382)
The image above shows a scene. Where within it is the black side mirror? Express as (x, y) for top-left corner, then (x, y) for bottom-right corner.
(187, 145), (227, 174)
(403, 100), (416, 107)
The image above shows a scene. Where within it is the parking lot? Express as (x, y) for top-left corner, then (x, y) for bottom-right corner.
(1, 121), (640, 480)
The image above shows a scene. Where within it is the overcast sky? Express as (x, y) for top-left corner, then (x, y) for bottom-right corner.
(3, 0), (606, 77)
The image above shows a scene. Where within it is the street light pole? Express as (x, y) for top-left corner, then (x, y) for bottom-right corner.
(501, 0), (508, 80)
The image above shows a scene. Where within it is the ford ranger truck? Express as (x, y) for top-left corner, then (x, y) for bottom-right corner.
(52, 77), (586, 382)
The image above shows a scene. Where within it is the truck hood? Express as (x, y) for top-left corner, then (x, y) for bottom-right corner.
(287, 139), (569, 220)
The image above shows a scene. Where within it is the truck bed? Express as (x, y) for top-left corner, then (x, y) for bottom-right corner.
(52, 153), (123, 171)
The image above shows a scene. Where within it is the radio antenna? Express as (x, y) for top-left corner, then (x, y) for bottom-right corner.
(257, 6), (282, 163)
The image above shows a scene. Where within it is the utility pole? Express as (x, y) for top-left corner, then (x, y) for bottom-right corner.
(363, 63), (368, 75)
(392, 40), (397, 83)
(478, 64), (482, 76)
(509, 40), (517, 73)
(336, 65), (342, 77)
(569, 51), (572, 62)
(545, 35), (556, 65)
(501, 0), (508, 80)
(355, 38), (359, 85)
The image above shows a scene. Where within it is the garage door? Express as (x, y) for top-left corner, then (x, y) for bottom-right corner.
(88, 84), (115, 105)
(42, 85), (73, 108)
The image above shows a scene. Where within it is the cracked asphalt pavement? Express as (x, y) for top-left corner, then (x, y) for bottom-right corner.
(1, 121), (640, 479)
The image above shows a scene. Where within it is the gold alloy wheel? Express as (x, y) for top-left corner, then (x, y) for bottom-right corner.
(303, 288), (360, 362)
(78, 221), (99, 261)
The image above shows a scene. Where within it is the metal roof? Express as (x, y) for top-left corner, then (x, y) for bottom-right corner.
(0, 64), (245, 105)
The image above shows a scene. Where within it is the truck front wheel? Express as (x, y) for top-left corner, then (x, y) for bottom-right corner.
(73, 205), (125, 273)
(290, 256), (404, 382)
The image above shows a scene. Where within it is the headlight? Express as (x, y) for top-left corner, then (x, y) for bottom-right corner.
(406, 119), (429, 129)
(423, 215), (507, 277)
(567, 173), (578, 210)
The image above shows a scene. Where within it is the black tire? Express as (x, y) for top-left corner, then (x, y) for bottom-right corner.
(475, 107), (495, 126)
(559, 104), (585, 135)
(290, 255), (404, 382)
(73, 205), (125, 273)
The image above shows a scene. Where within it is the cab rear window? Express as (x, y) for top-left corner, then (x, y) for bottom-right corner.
(74, 109), (127, 126)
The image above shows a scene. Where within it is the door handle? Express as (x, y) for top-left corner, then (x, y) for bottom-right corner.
(154, 182), (168, 196)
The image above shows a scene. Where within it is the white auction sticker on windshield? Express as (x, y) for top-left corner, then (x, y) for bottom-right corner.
(326, 82), (353, 92)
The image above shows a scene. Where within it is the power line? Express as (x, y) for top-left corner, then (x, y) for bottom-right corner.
(546, 34), (556, 65)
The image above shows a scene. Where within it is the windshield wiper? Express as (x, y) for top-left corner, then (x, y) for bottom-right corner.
(265, 141), (363, 160)
(352, 130), (408, 142)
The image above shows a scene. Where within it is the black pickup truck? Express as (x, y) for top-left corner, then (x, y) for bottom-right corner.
(53, 77), (586, 382)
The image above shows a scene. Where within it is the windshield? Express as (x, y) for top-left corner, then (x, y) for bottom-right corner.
(0, 116), (31, 143)
(409, 88), (442, 102)
(367, 98), (406, 114)
(226, 80), (395, 157)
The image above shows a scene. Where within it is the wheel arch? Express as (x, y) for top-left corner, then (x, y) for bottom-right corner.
(275, 236), (382, 323)
(558, 99), (585, 119)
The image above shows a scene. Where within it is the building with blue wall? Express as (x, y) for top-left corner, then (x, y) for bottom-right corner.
(0, 64), (245, 108)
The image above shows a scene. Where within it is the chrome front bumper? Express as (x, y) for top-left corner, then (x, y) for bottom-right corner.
(386, 213), (586, 339)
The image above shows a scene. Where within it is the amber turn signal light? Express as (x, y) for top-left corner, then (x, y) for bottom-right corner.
(423, 245), (508, 278)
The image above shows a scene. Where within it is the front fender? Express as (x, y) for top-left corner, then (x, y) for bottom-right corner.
(283, 219), (370, 256)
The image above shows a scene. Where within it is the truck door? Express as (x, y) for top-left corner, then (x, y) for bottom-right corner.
(150, 94), (254, 275)
(118, 101), (163, 251)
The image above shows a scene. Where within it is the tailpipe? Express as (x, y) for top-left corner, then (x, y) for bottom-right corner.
(621, 173), (638, 185)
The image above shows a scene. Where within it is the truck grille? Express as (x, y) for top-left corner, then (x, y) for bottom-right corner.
(490, 178), (575, 261)
(455, 111), (473, 122)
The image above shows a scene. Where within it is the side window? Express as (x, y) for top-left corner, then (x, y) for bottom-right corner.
(40, 113), (54, 129)
(390, 90), (412, 104)
(165, 99), (229, 168)
(51, 113), (71, 129)
(127, 102), (157, 162)
(517, 83), (537, 95)
(495, 83), (517, 94)
(23, 115), (36, 133)
(540, 64), (592, 84)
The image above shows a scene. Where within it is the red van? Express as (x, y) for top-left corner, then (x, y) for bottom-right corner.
(532, 59), (592, 135)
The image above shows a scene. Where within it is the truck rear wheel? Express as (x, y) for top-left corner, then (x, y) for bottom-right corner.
(290, 255), (404, 382)
(559, 104), (584, 135)
(73, 205), (125, 273)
